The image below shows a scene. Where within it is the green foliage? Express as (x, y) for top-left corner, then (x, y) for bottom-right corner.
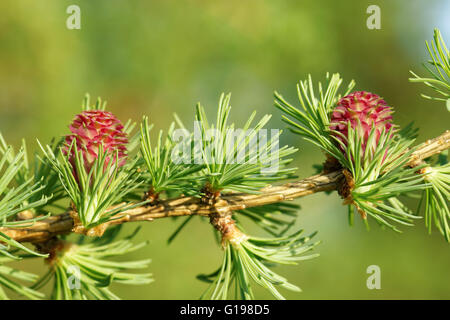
(28, 138), (66, 212)
(140, 116), (203, 195)
(338, 125), (427, 231)
(0, 28), (448, 300)
(199, 230), (319, 300)
(275, 73), (355, 163)
(0, 254), (44, 300)
(407, 27), (450, 239)
(194, 93), (298, 194)
(82, 94), (107, 112)
(33, 228), (153, 300)
(39, 141), (146, 229)
(276, 74), (431, 232)
(418, 163), (450, 241)
(410, 28), (450, 110)
(0, 134), (50, 258)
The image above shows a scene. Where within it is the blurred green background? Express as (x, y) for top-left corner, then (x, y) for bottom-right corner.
(1, 0), (449, 299)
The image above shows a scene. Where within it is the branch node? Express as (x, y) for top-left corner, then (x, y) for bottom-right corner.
(35, 237), (72, 265)
(336, 168), (366, 219)
(143, 187), (160, 204)
(323, 153), (343, 173)
(16, 210), (35, 221)
(201, 183), (221, 205)
(210, 202), (248, 248)
(69, 210), (108, 237)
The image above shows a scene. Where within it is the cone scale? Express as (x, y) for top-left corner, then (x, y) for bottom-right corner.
(63, 110), (128, 174)
(330, 91), (394, 153)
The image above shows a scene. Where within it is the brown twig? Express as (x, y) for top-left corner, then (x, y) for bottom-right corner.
(1, 130), (449, 244)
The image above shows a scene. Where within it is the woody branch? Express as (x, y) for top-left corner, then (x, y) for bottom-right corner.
(1, 130), (449, 244)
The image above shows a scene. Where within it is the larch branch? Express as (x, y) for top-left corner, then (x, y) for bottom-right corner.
(1, 130), (449, 244)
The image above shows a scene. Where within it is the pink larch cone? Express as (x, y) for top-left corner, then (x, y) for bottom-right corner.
(63, 110), (128, 174)
(330, 91), (394, 155)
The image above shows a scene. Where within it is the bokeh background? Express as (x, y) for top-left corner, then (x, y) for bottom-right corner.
(1, 0), (449, 299)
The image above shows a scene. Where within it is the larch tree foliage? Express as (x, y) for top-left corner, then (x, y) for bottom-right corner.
(0, 29), (449, 300)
